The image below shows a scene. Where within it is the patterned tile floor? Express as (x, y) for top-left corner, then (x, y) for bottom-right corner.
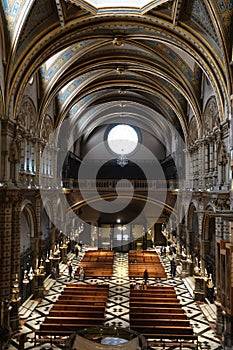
(8, 248), (224, 349)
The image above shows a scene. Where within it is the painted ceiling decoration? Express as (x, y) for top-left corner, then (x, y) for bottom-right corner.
(65, 0), (171, 14)
(0, 0), (232, 148)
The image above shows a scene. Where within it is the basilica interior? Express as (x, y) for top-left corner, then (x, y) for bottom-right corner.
(0, 0), (233, 349)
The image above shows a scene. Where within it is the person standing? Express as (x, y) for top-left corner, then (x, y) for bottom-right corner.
(170, 258), (176, 278)
(79, 266), (85, 281)
(67, 262), (73, 280)
(75, 243), (79, 258)
(143, 269), (149, 285)
(52, 266), (57, 280)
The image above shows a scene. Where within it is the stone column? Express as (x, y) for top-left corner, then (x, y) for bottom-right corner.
(198, 204), (205, 275)
(193, 203), (206, 300)
(0, 192), (13, 330)
(10, 193), (22, 331)
(202, 239), (209, 274)
(0, 116), (2, 181)
(215, 301), (224, 335)
(184, 148), (191, 189)
(223, 219), (230, 241)
(1, 120), (16, 185)
(197, 141), (205, 190)
(35, 140), (44, 187)
(223, 312), (233, 349)
(176, 224), (181, 256)
(212, 138), (218, 187)
(33, 260), (45, 299)
(204, 142), (209, 175)
(209, 141), (214, 174)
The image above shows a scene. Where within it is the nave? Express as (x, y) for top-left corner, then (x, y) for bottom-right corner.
(10, 248), (223, 350)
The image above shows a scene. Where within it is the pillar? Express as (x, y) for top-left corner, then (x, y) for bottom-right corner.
(33, 260), (45, 299)
(223, 312), (233, 349)
(198, 141), (205, 190)
(0, 192), (13, 331)
(10, 194), (22, 331)
(215, 301), (224, 336)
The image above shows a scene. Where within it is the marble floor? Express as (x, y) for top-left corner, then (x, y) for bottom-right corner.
(8, 248), (224, 349)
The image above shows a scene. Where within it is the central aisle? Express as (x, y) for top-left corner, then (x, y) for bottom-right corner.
(104, 252), (130, 328)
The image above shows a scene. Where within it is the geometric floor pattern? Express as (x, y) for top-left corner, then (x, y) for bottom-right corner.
(8, 248), (223, 349)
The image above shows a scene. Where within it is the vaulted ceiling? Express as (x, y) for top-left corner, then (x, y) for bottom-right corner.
(0, 0), (232, 148)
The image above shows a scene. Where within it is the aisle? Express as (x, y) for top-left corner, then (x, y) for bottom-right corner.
(8, 248), (224, 349)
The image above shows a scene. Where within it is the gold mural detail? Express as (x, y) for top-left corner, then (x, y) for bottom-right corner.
(41, 115), (54, 141)
(189, 117), (198, 144)
(18, 97), (37, 133)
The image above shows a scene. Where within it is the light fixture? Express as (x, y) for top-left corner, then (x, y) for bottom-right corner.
(49, 249), (53, 260)
(22, 270), (29, 284)
(39, 259), (45, 274)
(112, 37), (124, 47)
(45, 252), (50, 263)
(117, 154), (128, 167)
(28, 267), (35, 280)
(106, 124), (139, 168)
(13, 274), (19, 289)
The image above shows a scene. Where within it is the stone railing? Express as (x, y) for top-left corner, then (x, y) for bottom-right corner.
(62, 178), (183, 190)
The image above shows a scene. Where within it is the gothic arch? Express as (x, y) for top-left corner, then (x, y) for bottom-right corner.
(17, 96), (37, 134)
(216, 140), (228, 187)
(40, 199), (54, 255)
(187, 202), (200, 258)
(188, 116), (199, 145)
(20, 202), (36, 254)
(203, 97), (219, 136)
(55, 199), (65, 233)
(40, 114), (54, 142)
(202, 204), (217, 282)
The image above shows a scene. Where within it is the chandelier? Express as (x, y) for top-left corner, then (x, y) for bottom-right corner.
(117, 154), (128, 167)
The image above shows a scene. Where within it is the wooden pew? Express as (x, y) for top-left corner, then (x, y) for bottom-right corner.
(129, 280), (198, 348)
(130, 301), (182, 308)
(130, 296), (179, 303)
(131, 325), (194, 336)
(35, 283), (109, 346)
(130, 307), (185, 314)
(35, 321), (104, 346)
(58, 295), (107, 302)
(52, 304), (105, 312)
(128, 250), (167, 278)
(75, 250), (114, 277)
(54, 299), (106, 306)
(130, 313), (187, 320)
(65, 284), (109, 289)
(49, 310), (105, 318)
(130, 292), (176, 298)
(145, 286), (177, 291)
(61, 290), (109, 296)
(130, 319), (190, 327)
(43, 316), (105, 325)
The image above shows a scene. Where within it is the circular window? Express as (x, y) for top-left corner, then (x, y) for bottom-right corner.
(107, 124), (139, 155)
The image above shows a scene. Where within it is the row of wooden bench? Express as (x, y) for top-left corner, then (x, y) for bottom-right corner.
(35, 284), (109, 345)
(128, 250), (167, 278)
(129, 250), (161, 262)
(75, 249), (114, 277)
(129, 286), (198, 349)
